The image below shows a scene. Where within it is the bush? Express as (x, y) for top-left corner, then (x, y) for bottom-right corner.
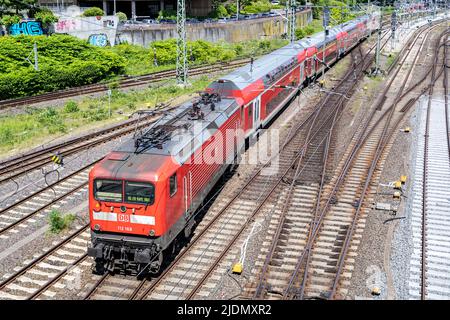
(116, 12), (127, 21)
(48, 210), (76, 234)
(0, 15), (21, 27)
(0, 35), (125, 99)
(34, 8), (59, 27)
(157, 9), (177, 21)
(210, 5), (229, 18)
(82, 7), (104, 17)
(37, 107), (67, 133)
(64, 101), (79, 113)
(242, 0), (272, 14)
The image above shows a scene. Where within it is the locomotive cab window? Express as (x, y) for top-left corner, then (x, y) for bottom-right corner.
(125, 181), (155, 205)
(169, 173), (177, 197)
(94, 179), (123, 202)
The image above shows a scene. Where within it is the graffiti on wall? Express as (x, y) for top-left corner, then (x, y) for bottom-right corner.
(54, 15), (118, 46)
(88, 33), (109, 47)
(9, 21), (44, 36)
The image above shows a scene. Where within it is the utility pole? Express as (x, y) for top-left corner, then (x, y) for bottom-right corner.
(374, 0), (384, 75)
(391, 9), (397, 51)
(176, 0), (188, 86)
(237, 0), (240, 21)
(322, 5), (330, 80)
(25, 42), (39, 71)
(33, 42), (39, 71)
(288, 0), (297, 43)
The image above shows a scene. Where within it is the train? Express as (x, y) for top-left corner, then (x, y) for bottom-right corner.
(87, 11), (381, 275)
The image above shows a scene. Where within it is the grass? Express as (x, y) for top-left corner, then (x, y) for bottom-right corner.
(48, 210), (76, 234)
(0, 76), (212, 156)
(385, 52), (398, 69)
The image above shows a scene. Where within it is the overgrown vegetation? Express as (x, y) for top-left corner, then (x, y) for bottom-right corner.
(48, 210), (76, 234)
(0, 76), (212, 154)
(0, 35), (125, 99)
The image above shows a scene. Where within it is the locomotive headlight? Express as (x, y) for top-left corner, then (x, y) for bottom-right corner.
(94, 224), (101, 231)
(93, 201), (101, 212)
(149, 229), (155, 236)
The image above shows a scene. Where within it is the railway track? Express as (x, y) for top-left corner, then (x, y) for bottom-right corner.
(0, 59), (250, 110)
(74, 21), (423, 300)
(0, 107), (174, 186)
(0, 225), (90, 300)
(0, 162), (96, 240)
(409, 30), (450, 300)
(272, 21), (448, 300)
(248, 46), (373, 300)
(0, 17), (440, 301)
(114, 40), (375, 301)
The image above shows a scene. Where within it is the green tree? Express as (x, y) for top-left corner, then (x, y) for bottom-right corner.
(34, 8), (59, 27)
(116, 11), (127, 22)
(0, 0), (37, 14)
(82, 7), (104, 17)
(0, 14), (20, 27)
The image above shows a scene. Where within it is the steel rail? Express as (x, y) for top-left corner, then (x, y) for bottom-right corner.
(0, 224), (89, 291)
(283, 22), (443, 300)
(253, 46), (368, 299)
(420, 28), (448, 301)
(328, 27), (448, 300)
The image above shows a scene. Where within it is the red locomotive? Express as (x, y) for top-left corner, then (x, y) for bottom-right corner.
(87, 13), (380, 274)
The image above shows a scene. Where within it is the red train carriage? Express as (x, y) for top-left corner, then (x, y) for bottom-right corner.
(88, 94), (244, 273)
(87, 13), (379, 274)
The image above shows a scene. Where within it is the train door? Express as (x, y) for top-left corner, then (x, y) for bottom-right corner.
(300, 63), (305, 83)
(312, 55), (316, 76)
(183, 172), (192, 213)
(254, 96), (261, 130)
(245, 102), (254, 132)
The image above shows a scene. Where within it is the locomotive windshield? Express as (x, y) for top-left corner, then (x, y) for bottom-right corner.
(94, 179), (123, 202)
(94, 179), (154, 205)
(125, 181), (155, 205)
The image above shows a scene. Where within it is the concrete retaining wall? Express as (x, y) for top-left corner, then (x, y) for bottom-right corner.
(117, 10), (312, 47)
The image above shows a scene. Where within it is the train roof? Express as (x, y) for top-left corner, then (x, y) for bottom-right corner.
(114, 94), (239, 165)
(209, 16), (366, 95)
(210, 42), (306, 91)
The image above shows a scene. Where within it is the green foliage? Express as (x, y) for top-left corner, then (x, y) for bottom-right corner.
(0, 35), (125, 99)
(64, 101), (79, 113)
(37, 107), (67, 133)
(48, 210), (76, 234)
(0, 0), (37, 14)
(157, 9), (177, 21)
(116, 11), (127, 22)
(225, 3), (237, 16)
(0, 14), (20, 27)
(242, 0), (272, 14)
(296, 20), (323, 40)
(82, 7), (104, 17)
(210, 5), (229, 18)
(34, 8), (59, 27)
(0, 76), (212, 154)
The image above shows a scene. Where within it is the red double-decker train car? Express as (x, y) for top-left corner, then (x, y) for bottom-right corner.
(87, 13), (380, 274)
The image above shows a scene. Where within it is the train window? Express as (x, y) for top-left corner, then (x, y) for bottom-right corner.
(125, 181), (155, 205)
(94, 179), (123, 202)
(169, 173), (177, 197)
